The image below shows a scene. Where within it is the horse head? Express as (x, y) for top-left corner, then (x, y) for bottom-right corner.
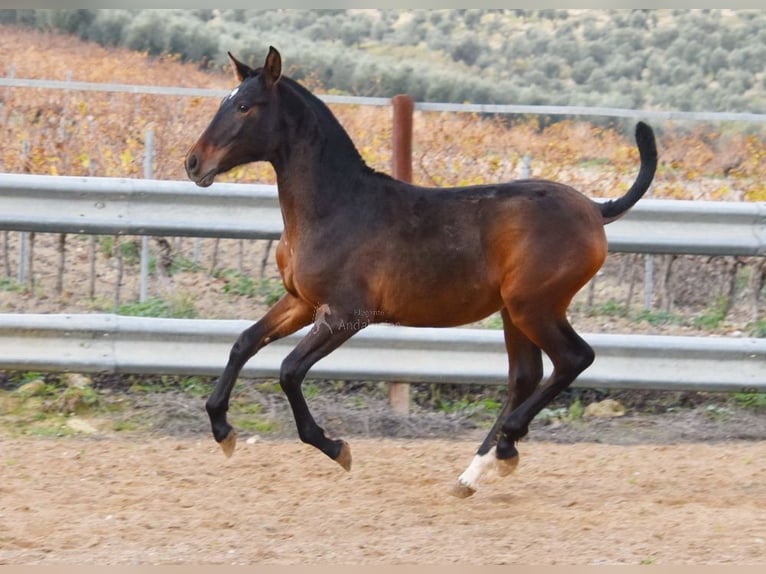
(185, 47), (283, 187)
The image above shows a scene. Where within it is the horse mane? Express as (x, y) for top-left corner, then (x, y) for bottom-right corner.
(277, 74), (384, 178)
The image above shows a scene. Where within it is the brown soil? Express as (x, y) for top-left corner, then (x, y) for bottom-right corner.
(1, 433), (764, 566)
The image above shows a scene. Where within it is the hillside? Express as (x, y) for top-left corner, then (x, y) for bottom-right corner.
(2, 8), (766, 113)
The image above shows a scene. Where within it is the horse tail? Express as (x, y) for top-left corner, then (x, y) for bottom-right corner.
(599, 121), (658, 225)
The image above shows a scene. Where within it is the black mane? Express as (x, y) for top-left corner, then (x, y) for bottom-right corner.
(277, 75), (381, 178)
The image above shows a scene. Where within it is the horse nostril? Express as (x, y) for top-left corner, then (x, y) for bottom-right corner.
(186, 153), (199, 175)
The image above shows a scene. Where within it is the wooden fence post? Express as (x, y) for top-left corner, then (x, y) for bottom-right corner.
(392, 94), (414, 183)
(389, 94), (415, 415)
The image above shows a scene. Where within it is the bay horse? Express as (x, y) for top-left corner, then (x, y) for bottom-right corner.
(185, 47), (657, 497)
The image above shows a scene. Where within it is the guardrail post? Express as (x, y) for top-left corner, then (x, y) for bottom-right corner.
(140, 127), (154, 302)
(18, 139), (30, 286)
(390, 94), (415, 415)
(644, 254), (654, 309)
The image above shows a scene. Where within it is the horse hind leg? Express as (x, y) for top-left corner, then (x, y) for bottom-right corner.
(493, 316), (543, 478)
(451, 309), (543, 498)
(496, 311), (595, 461)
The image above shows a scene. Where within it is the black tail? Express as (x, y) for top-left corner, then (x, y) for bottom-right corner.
(600, 121), (658, 224)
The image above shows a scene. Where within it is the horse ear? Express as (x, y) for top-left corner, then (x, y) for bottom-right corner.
(264, 46), (282, 87)
(228, 52), (253, 83)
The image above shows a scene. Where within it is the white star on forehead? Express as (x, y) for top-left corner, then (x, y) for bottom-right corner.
(228, 87), (239, 100)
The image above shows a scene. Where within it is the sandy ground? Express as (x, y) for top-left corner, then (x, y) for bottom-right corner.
(0, 435), (764, 565)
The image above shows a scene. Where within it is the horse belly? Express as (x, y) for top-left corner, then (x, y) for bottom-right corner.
(376, 248), (502, 327)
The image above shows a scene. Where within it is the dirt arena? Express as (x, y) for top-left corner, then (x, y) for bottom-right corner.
(1, 434), (764, 565)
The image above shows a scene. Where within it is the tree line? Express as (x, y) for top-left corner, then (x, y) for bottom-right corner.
(2, 9), (765, 113)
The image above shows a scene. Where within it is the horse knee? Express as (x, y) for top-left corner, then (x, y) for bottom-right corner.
(279, 354), (305, 392)
(565, 341), (595, 378)
(229, 330), (256, 361)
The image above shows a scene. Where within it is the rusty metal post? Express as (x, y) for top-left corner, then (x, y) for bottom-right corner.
(392, 94), (414, 183)
(389, 94), (415, 415)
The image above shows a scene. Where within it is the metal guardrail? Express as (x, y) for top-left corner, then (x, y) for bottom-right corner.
(0, 173), (282, 240)
(602, 197), (766, 256)
(1, 173), (765, 255)
(0, 313), (764, 392)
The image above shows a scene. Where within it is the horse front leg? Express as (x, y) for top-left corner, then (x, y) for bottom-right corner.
(206, 293), (315, 457)
(278, 308), (363, 471)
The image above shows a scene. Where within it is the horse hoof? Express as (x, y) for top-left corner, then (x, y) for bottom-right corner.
(219, 429), (238, 458)
(496, 454), (520, 477)
(449, 480), (477, 499)
(335, 440), (352, 471)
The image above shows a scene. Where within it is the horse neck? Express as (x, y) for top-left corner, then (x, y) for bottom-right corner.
(271, 80), (373, 223)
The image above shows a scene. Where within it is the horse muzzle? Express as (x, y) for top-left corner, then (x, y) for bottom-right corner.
(184, 150), (217, 188)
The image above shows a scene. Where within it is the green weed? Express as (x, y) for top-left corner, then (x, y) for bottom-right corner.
(168, 255), (203, 274)
(692, 296), (729, 329)
(127, 375), (200, 394)
(230, 399), (278, 434)
(568, 398), (584, 420)
(703, 404), (732, 420)
(303, 382), (322, 400)
(254, 381), (282, 394)
(117, 296), (197, 318)
(634, 309), (683, 327)
(53, 385), (99, 414)
(731, 392), (766, 410)
(180, 376), (209, 397)
(217, 269), (286, 305)
(591, 298), (628, 318)
(0, 277), (24, 293)
(535, 406), (568, 424)
(99, 237), (141, 265)
(751, 319), (766, 338)
(217, 269), (258, 297)
(437, 397), (502, 417)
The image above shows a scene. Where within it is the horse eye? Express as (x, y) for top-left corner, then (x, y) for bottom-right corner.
(238, 104), (249, 113)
